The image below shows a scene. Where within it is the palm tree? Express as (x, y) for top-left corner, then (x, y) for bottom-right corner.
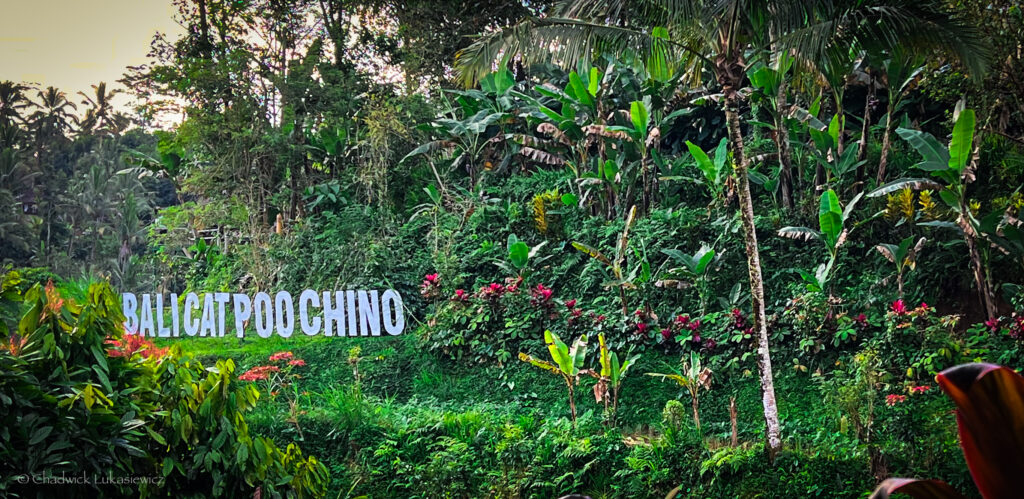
(455, 0), (987, 459)
(78, 82), (121, 136)
(0, 81), (31, 126)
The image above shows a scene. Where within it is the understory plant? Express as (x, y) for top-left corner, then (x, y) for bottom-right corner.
(518, 330), (589, 425)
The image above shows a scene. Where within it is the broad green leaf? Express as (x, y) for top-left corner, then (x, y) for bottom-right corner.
(568, 72), (594, 109)
(686, 141), (715, 183)
(949, 109), (975, 172)
(630, 101), (649, 139)
(588, 67), (599, 97)
(818, 190), (843, 248)
(508, 241), (529, 270)
(693, 246), (716, 274)
(895, 127), (950, 172)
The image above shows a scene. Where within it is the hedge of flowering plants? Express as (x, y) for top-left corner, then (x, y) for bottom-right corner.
(0, 272), (328, 497)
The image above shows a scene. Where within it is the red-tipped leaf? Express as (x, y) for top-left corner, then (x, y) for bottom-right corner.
(870, 478), (966, 499)
(935, 363), (1024, 498)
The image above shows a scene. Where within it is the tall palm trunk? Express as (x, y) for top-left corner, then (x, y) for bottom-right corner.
(722, 82), (782, 459)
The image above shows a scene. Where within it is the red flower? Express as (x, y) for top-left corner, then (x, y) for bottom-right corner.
(565, 299), (577, 309)
(676, 314), (691, 325)
(105, 334), (168, 360)
(661, 328), (672, 341)
(420, 273), (441, 299)
(452, 289), (468, 301)
(885, 394), (907, 406)
(239, 365), (280, 382)
(909, 385), (930, 394)
(636, 323), (649, 335)
(530, 284), (554, 305)
(688, 320), (701, 332)
(890, 299), (908, 316)
(571, 308), (582, 318)
(985, 317), (1001, 332)
(288, 359), (306, 367)
(703, 339), (717, 351)
(854, 313), (867, 326)
(269, 351), (294, 362)
(594, 314), (606, 323)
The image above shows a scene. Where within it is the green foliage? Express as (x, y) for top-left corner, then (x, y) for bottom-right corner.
(0, 274), (328, 497)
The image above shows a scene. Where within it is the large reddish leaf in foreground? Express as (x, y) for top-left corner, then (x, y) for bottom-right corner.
(869, 363), (1024, 499)
(870, 478), (965, 499)
(935, 363), (1024, 498)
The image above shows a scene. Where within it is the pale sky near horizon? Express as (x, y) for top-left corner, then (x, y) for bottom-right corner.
(0, 0), (183, 108)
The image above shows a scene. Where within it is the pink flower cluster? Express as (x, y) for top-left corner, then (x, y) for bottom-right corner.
(530, 284), (554, 308)
(909, 385), (930, 394)
(420, 273), (441, 299)
(269, 351), (294, 362)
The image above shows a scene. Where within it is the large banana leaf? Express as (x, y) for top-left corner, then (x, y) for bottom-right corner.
(948, 109), (975, 173)
(544, 330), (572, 375)
(568, 334), (588, 377)
(819, 190), (843, 249)
(895, 127), (950, 172)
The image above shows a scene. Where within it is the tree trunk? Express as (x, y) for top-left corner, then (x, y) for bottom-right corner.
(876, 105), (894, 185)
(567, 380), (577, 426)
(857, 73), (875, 167)
(962, 216), (997, 318)
(730, 397), (738, 447)
(775, 79), (794, 209)
(724, 99), (783, 460)
(691, 395), (701, 432)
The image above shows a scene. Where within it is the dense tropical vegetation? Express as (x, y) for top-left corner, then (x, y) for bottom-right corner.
(3, 0), (1024, 496)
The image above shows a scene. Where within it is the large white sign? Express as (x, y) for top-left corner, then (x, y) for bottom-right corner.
(121, 289), (405, 338)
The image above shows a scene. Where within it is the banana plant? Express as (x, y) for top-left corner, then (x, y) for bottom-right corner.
(794, 107), (866, 185)
(778, 189), (866, 293)
(606, 99), (660, 214)
(874, 235), (927, 298)
(658, 244), (720, 314)
(518, 330), (589, 425)
(868, 108), (996, 318)
(665, 138), (731, 206)
(588, 334), (640, 422)
(497, 233), (550, 279)
(572, 205), (639, 316)
(647, 351), (713, 432)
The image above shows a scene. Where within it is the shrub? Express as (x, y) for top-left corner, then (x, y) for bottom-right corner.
(0, 273), (328, 497)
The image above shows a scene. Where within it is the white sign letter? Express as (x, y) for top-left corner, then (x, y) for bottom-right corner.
(381, 290), (405, 336)
(122, 293), (138, 334)
(233, 294), (252, 337)
(357, 290), (381, 337)
(275, 291), (294, 338)
(299, 289), (321, 336)
(253, 292), (273, 338)
(184, 293), (199, 336)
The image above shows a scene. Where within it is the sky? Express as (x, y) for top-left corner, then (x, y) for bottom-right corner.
(0, 0), (183, 109)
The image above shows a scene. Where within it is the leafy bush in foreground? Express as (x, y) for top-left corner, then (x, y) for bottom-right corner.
(0, 273), (328, 497)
